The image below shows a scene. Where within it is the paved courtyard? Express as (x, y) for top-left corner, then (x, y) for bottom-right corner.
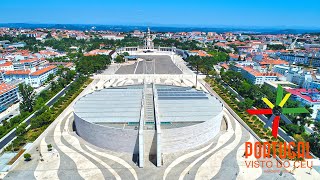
(115, 55), (182, 74)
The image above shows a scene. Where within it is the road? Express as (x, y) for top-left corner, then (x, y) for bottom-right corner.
(0, 80), (75, 151)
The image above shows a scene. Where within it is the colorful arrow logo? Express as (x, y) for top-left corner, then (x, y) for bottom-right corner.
(246, 85), (309, 138)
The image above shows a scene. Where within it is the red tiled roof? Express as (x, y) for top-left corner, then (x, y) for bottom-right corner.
(5, 70), (31, 75)
(0, 83), (16, 94)
(259, 59), (288, 65)
(242, 66), (277, 77)
(0, 61), (13, 67)
(229, 53), (239, 59)
(285, 88), (320, 103)
(20, 58), (38, 63)
(265, 50), (276, 53)
(190, 50), (211, 57)
(220, 63), (229, 69)
(215, 42), (226, 47)
(39, 50), (58, 56)
(31, 65), (56, 76)
(84, 49), (110, 56)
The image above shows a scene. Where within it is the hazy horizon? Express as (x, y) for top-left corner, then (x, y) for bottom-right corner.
(2, 0), (320, 29)
(1, 22), (320, 31)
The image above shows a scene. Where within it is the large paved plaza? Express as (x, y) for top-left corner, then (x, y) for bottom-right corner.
(115, 55), (182, 74)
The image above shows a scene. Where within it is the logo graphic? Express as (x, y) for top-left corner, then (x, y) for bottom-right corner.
(246, 85), (309, 138)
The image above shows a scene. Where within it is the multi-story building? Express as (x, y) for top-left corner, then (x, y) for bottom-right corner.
(131, 30), (144, 38)
(101, 34), (125, 40)
(3, 42), (26, 49)
(3, 65), (57, 88)
(229, 61), (256, 73)
(19, 58), (47, 69)
(280, 53), (308, 65)
(29, 66), (57, 87)
(0, 83), (19, 112)
(273, 64), (290, 75)
(0, 62), (14, 71)
(240, 66), (278, 85)
(264, 81), (298, 91)
(305, 80), (320, 90)
(286, 88), (320, 119)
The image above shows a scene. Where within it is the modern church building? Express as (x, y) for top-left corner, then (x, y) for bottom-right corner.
(74, 84), (223, 168)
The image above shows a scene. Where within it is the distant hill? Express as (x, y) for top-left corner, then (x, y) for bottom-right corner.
(0, 23), (320, 34)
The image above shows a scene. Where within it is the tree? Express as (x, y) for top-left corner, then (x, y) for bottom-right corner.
(16, 123), (27, 136)
(47, 144), (53, 151)
(24, 153), (31, 161)
(50, 81), (58, 92)
(123, 52), (130, 56)
(267, 44), (286, 50)
(19, 84), (35, 112)
(115, 55), (125, 63)
(57, 77), (67, 88)
(208, 70), (217, 76)
(47, 74), (55, 81)
(307, 133), (320, 156)
(0, 126), (6, 136)
(65, 70), (76, 81)
(76, 55), (111, 75)
(238, 98), (254, 111)
(47, 32), (52, 39)
(285, 124), (305, 136)
(238, 81), (251, 98)
(220, 67), (225, 74)
(313, 121), (320, 133)
(30, 106), (52, 129)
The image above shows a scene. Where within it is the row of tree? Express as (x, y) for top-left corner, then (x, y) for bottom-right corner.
(153, 39), (201, 50)
(185, 52), (229, 75)
(267, 44), (286, 50)
(0, 34), (144, 53)
(75, 55), (111, 75)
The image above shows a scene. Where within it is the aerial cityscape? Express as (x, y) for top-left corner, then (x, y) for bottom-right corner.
(0, 0), (320, 180)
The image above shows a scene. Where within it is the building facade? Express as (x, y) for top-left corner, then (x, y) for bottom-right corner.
(237, 66), (278, 85)
(4, 65), (57, 88)
(0, 83), (19, 112)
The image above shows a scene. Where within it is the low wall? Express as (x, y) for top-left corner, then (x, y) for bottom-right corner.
(161, 111), (223, 153)
(74, 113), (139, 154)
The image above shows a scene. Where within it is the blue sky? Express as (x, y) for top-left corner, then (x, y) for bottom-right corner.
(1, 0), (320, 28)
